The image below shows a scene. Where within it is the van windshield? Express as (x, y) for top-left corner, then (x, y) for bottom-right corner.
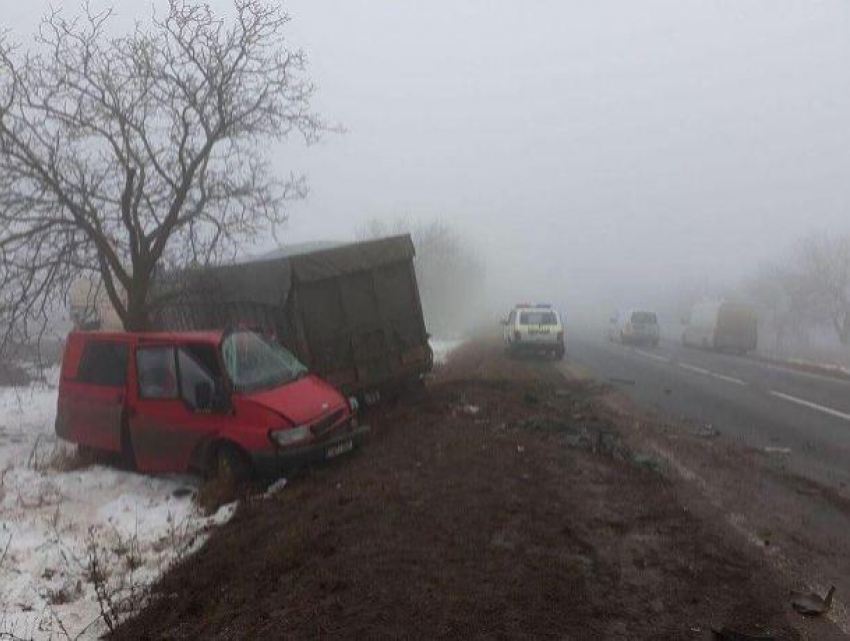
(631, 312), (657, 324)
(519, 311), (558, 326)
(221, 330), (308, 393)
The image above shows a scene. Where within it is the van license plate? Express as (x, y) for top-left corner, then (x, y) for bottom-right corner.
(326, 440), (354, 459)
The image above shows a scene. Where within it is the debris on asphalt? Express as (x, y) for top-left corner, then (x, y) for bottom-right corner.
(633, 452), (661, 473)
(790, 585), (835, 616)
(696, 423), (720, 438)
(711, 627), (776, 641)
(265, 478), (288, 496)
(764, 446), (792, 455)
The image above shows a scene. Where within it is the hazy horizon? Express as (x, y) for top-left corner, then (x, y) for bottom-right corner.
(8, 1), (850, 315)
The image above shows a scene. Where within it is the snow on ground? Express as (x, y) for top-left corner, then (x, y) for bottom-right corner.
(0, 368), (235, 640)
(430, 339), (464, 365)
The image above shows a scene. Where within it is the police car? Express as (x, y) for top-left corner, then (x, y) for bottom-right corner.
(502, 303), (565, 359)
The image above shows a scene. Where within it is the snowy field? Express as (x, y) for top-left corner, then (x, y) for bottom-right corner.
(0, 343), (460, 638)
(0, 368), (235, 640)
(430, 339), (463, 365)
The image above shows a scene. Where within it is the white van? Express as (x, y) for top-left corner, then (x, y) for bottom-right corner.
(608, 310), (660, 346)
(503, 304), (565, 359)
(682, 301), (757, 354)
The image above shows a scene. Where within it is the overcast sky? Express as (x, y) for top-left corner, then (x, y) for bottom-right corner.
(8, 1), (850, 313)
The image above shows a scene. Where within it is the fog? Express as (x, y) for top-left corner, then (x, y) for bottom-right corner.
(9, 1), (850, 319)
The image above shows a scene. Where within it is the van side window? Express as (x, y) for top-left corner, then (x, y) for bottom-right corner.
(76, 341), (128, 387)
(137, 347), (178, 399)
(178, 345), (218, 409)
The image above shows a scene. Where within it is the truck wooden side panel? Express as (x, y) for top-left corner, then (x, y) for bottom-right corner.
(150, 235), (432, 395)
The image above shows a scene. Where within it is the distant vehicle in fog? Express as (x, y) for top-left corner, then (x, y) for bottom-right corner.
(502, 304), (565, 360)
(608, 310), (660, 346)
(682, 301), (758, 354)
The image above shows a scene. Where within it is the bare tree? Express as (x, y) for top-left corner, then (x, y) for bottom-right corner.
(0, 0), (323, 345)
(743, 261), (812, 354)
(797, 233), (850, 346)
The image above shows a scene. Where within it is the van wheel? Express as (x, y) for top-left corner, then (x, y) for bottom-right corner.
(215, 444), (252, 485)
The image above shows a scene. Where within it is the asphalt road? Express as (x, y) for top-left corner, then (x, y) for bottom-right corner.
(563, 329), (850, 490)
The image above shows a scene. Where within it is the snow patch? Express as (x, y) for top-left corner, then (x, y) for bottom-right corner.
(430, 339), (464, 365)
(0, 368), (234, 640)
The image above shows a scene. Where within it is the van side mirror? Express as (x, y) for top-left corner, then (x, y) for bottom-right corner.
(194, 381), (213, 411)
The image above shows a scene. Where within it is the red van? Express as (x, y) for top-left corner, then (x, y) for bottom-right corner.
(55, 329), (369, 481)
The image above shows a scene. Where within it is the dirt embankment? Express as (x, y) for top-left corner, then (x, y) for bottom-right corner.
(116, 339), (843, 640)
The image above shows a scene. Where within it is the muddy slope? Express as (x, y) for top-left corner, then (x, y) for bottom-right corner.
(116, 340), (841, 640)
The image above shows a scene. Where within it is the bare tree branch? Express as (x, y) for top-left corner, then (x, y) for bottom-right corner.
(0, 0), (324, 346)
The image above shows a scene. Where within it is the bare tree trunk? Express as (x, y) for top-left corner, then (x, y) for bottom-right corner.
(121, 261), (158, 331)
(0, 1), (322, 351)
(837, 316), (850, 347)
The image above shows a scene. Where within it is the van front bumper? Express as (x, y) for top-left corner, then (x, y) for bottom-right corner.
(251, 425), (371, 477)
(510, 341), (564, 353)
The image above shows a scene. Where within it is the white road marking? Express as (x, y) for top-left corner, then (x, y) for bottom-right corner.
(708, 372), (748, 386)
(759, 362), (850, 386)
(633, 349), (671, 363)
(768, 390), (850, 422)
(679, 363), (711, 375)
(678, 362), (747, 386)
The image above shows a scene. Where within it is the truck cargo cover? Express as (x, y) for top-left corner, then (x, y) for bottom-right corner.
(155, 235), (416, 308)
(288, 235), (415, 283)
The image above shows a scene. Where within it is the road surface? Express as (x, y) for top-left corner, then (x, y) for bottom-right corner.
(564, 329), (850, 490)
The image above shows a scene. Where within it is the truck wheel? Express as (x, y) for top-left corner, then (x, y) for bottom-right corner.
(215, 444), (252, 485)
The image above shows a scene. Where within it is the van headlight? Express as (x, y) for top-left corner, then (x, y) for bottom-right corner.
(270, 426), (310, 447)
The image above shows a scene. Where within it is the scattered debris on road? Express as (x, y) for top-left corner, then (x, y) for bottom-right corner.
(696, 423), (721, 438)
(790, 585), (835, 617)
(764, 446), (792, 455)
(711, 626), (776, 640)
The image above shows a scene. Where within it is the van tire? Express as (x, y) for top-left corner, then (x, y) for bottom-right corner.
(214, 444), (253, 485)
